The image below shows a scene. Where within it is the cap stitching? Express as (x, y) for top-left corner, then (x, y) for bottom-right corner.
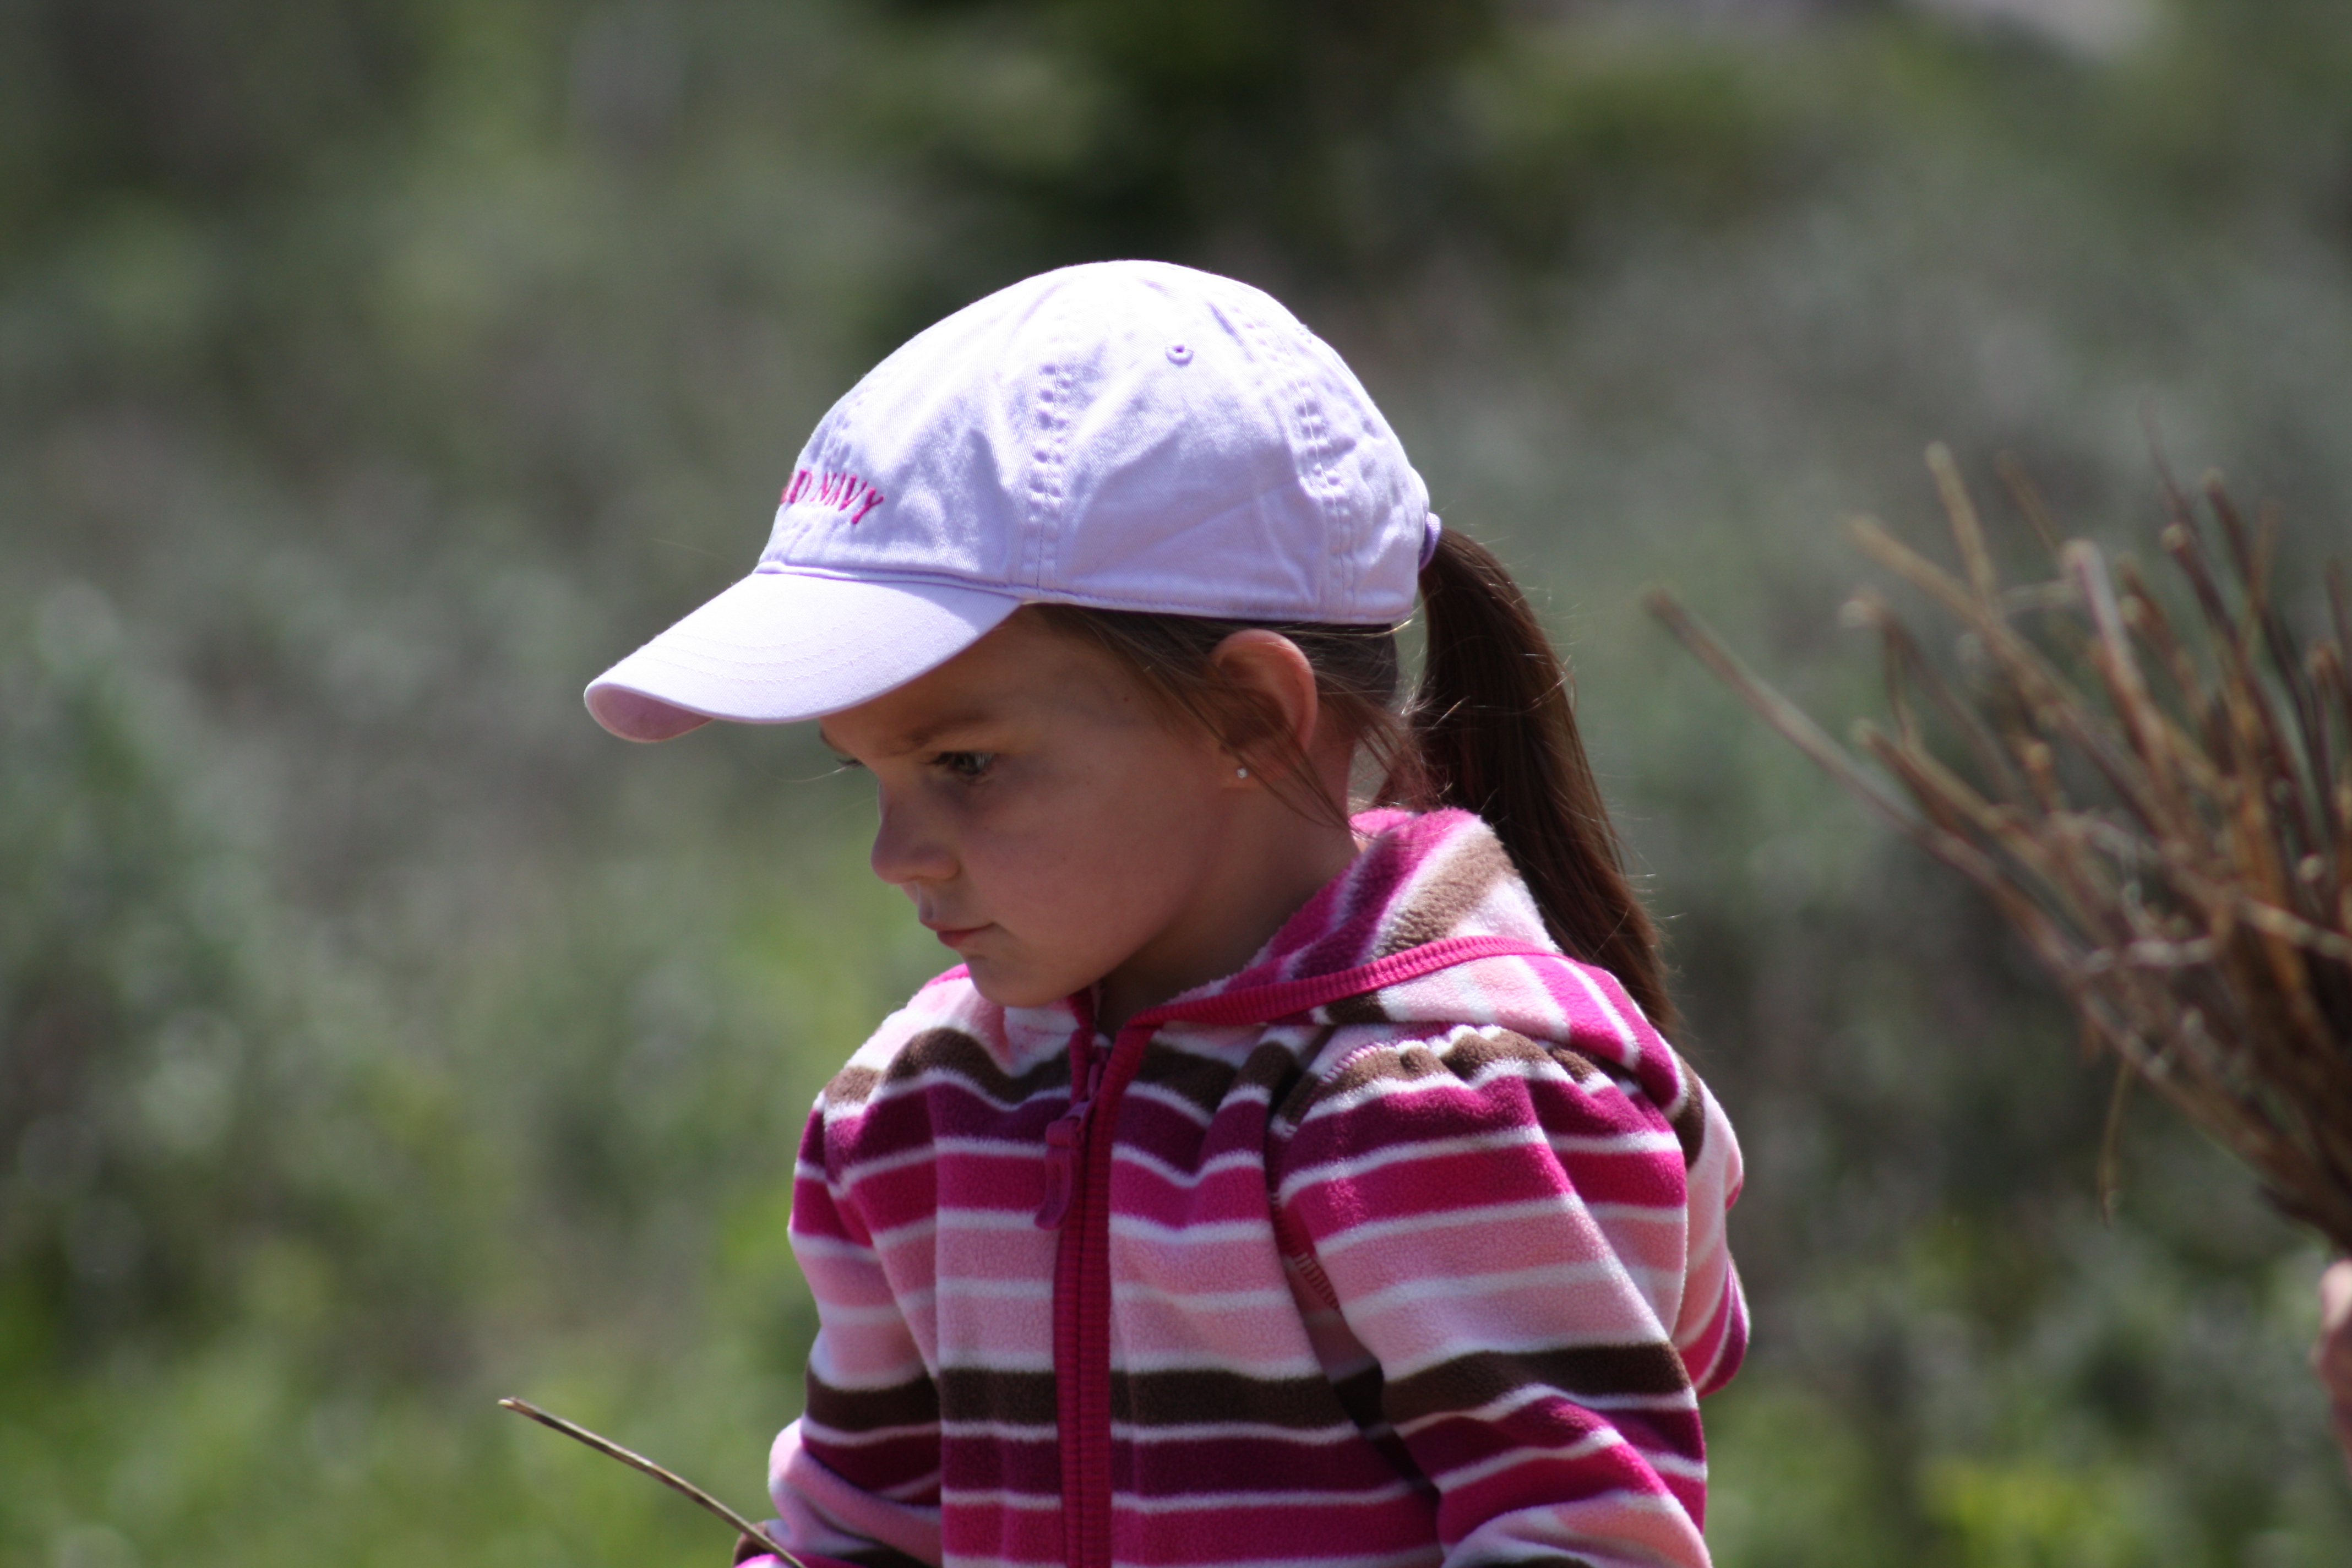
(1237, 296), (1348, 618)
(1025, 320), (1077, 594)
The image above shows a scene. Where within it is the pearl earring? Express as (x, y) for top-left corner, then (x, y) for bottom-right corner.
(1235, 765), (1249, 779)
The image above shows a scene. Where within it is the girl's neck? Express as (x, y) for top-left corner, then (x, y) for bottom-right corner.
(1092, 804), (1359, 1033)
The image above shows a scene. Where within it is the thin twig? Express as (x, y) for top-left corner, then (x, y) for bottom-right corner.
(499, 1398), (807, 1568)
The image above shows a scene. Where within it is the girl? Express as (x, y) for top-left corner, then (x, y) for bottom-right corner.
(586, 260), (1746, 1568)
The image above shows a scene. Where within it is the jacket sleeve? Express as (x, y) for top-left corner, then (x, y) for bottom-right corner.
(1668, 1076), (1747, 1400)
(1272, 1023), (1742, 1568)
(761, 1099), (944, 1568)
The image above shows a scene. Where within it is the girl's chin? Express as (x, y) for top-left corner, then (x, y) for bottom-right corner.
(961, 955), (1103, 1013)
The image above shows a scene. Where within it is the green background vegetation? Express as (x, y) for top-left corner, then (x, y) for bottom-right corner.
(7, 1), (2352, 1562)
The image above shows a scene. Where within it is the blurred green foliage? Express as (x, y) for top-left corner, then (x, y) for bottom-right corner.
(7, 1), (2352, 1564)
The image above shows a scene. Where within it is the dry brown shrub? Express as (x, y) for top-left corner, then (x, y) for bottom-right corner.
(1650, 447), (2352, 1250)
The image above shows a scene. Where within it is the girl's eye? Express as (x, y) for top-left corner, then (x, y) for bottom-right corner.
(830, 754), (864, 772)
(933, 750), (996, 782)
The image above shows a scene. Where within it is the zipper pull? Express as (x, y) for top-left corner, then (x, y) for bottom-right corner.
(1036, 1049), (1105, 1230)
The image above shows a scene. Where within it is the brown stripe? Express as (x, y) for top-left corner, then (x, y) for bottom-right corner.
(1385, 1343), (1690, 1427)
(939, 1366), (1058, 1428)
(1435, 1028), (1565, 1077)
(1324, 1362), (1430, 1487)
(1328, 1362), (1389, 1436)
(1113, 1368), (1358, 1431)
(1668, 1064), (1707, 1167)
(1269, 1030), (1341, 1129)
(1374, 826), (1518, 957)
(1130, 1039), (1240, 1117)
(830, 1026), (1070, 1111)
(1288, 1037), (1450, 1122)
(1317, 830), (1521, 1026)
(805, 1368), (940, 1433)
(824, 1063), (881, 1107)
(1324, 987), (1390, 1026)
(1242, 1035), (1316, 1101)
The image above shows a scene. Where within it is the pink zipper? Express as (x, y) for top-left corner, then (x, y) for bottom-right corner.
(1036, 1046), (1104, 1232)
(1037, 935), (1557, 1568)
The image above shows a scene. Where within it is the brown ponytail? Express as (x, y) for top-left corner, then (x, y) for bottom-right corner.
(1387, 530), (1676, 1035)
(1028, 527), (1675, 1036)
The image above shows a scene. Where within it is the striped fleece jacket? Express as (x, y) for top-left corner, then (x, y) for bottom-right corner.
(756, 807), (1746, 1568)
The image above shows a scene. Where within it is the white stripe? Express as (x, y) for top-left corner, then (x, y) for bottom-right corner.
(934, 1204), (1058, 1232)
(1469, 953), (1574, 1042)
(799, 1417), (936, 1446)
(1119, 1077), (1216, 1125)
(1400, 1384), (1696, 1467)
(1108, 1213), (1278, 1244)
(1309, 1195), (1596, 1259)
(1572, 1387), (1701, 1413)
(805, 1347), (928, 1386)
(1359, 1262), (1645, 1340)
(923, 1276), (1050, 1303)
(907, 1480), (1434, 1518)
(835, 1132), (1057, 1190)
(1149, 1548), (1439, 1568)
(1275, 1124), (1549, 1204)
(1109, 1482), (1421, 1513)
(818, 1296), (930, 1327)
(1111, 1346), (1327, 1375)
(1306, 1048), (1638, 1120)
(939, 1417), (1057, 1440)
(935, 1350), (1055, 1373)
(1109, 1277), (1297, 1312)
(832, 1139), (944, 1183)
(874, 1202), (1063, 1248)
(1115, 1141), (1267, 1187)
(1391, 1372), (1567, 1435)
(858, 1062), (1063, 1113)
(868, 1212), (939, 1248)
(943, 1543), (1442, 1568)
(1435, 1424), (1623, 1489)
(939, 1488), (1062, 1510)
(1548, 1128), (1683, 1156)
(1564, 962), (1643, 1065)
(1108, 1419), (1362, 1444)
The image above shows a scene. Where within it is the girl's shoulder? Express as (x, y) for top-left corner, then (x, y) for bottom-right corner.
(1273, 942), (1727, 1180)
(815, 966), (1068, 1114)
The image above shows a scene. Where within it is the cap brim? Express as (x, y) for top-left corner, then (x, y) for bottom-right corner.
(584, 570), (1023, 741)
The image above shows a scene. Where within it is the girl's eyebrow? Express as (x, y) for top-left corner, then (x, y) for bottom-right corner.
(820, 706), (1003, 760)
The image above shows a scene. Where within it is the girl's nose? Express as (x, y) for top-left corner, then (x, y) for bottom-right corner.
(869, 797), (955, 888)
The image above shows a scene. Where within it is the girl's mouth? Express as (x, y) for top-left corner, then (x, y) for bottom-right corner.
(929, 923), (987, 950)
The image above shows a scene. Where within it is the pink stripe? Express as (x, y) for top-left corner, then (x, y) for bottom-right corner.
(1114, 1495), (1440, 1564)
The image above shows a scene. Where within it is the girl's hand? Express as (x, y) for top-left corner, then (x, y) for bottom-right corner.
(2315, 1260), (2352, 1464)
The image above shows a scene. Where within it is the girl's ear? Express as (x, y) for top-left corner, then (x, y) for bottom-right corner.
(1205, 629), (1322, 777)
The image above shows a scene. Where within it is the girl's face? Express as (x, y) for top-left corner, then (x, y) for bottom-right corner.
(818, 610), (1346, 1023)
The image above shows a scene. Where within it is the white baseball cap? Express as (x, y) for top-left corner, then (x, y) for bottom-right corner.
(585, 259), (1436, 741)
